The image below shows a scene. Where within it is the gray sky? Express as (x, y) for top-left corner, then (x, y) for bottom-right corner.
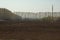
(0, 0), (60, 12)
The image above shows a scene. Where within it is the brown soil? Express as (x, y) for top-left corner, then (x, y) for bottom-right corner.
(0, 21), (60, 40)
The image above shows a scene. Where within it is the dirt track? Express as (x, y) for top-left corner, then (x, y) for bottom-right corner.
(0, 21), (60, 40)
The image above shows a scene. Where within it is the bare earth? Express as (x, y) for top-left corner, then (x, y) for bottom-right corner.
(0, 21), (60, 40)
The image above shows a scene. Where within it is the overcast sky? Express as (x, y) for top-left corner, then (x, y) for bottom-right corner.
(0, 0), (60, 12)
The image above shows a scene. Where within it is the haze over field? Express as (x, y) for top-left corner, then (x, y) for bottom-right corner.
(0, 0), (60, 12)
(15, 12), (60, 19)
(0, 0), (60, 20)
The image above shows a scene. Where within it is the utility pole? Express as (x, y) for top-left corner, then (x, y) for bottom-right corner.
(52, 5), (53, 23)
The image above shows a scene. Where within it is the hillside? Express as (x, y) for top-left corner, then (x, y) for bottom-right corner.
(0, 8), (22, 21)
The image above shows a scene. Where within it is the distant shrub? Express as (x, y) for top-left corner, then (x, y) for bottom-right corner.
(41, 16), (53, 22)
(55, 17), (60, 22)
